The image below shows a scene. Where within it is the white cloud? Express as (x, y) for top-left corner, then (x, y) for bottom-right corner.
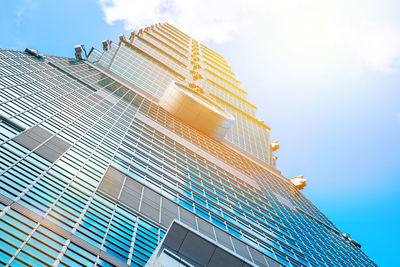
(99, 0), (297, 43)
(333, 22), (400, 73)
(99, 0), (400, 73)
(16, 0), (38, 17)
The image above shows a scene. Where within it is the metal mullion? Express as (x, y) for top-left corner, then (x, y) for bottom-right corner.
(81, 216), (109, 235)
(0, 74), (112, 148)
(9, 71), (104, 119)
(0, 65), (95, 105)
(0, 80), (127, 219)
(54, 87), (139, 265)
(5, 219), (43, 267)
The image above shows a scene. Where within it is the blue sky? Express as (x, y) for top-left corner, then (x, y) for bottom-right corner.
(1, 0), (400, 265)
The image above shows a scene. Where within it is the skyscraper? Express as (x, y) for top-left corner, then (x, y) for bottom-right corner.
(0, 22), (375, 266)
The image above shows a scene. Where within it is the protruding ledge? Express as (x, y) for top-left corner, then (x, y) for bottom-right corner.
(271, 141), (280, 152)
(146, 220), (284, 267)
(342, 233), (362, 248)
(159, 81), (235, 142)
(290, 175), (307, 190)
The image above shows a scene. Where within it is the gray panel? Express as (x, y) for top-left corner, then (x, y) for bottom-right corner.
(208, 247), (243, 267)
(70, 235), (101, 255)
(248, 246), (268, 266)
(105, 166), (127, 180)
(13, 125), (71, 162)
(140, 187), (161, 222)
(11, 202), (45, 225)
(45, 135), (71, 154)
(140, 201), (160, 222)
(265, 256), (284, 267)
(178, 207), (197, 230)
(12, 126), (48, 150)
(0, 193), (14, 206)
(160, 197), (179, 228)
(98, 167), (126, 199)
(163, 222), (188, 252)
(142, 187), (161, 208)
(119, 177), (143, 210)
(34, 145), (60, 162)
(12, 132), (40, 150)
(179, 232), (215, 266)
(231, 238), (251, 260)
(197, 217), (216, 241)
(35, 143), (62, 162)
(214, 227), (233, 251)
(40, 218), (72, 239)
(35, 135), (71, 162)
(99, 250), (129, 267)
(26, 125), (53, 142)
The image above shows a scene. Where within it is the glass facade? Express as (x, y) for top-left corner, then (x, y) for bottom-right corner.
(0, 22), (375, 267)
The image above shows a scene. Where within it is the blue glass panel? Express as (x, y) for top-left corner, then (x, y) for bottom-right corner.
(211, 214), (226, 230)
(103, 246), (128, 262)
(195, 205), (210, 220)
(227, 224), (242, 238)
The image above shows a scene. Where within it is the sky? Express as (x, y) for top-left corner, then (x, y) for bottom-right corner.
(1, 0), (400, 265)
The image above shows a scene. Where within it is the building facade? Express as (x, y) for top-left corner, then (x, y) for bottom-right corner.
(0, 23), (375, 266)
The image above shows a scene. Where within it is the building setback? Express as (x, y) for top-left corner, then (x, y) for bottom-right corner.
(0, 23), (375, 266)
